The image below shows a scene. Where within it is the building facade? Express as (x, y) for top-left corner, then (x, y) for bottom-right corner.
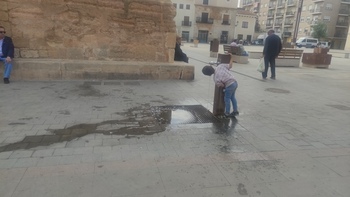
(172, 0), (256, 44)
(242, 0), (350, 49)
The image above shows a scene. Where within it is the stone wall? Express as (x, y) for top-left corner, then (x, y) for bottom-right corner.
(0, 0), (177, 62)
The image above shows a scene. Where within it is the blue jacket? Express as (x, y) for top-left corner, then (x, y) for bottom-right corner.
(263, 34), (282, 58)
(1, 36), (14, 58)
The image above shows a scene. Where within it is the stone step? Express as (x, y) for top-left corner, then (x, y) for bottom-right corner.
(5, 59), (194, 81)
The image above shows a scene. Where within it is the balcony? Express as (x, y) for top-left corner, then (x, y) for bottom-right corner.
(276, 12), (284, 18)
(222, 21), (231, 25)
(275, 22), (282, 27)
(312, 0), (324, 2)
(334, 32), (347, 38)
(286, 11), (295, 17)
(336, 21), (349, 27)
(196, 17), (214, 24)
(284, 21), (294, 26)
(269, 3), (275, 9)
(287, 0), (297, 6)
(341, 0), (350, 4)
(277, 3), (284, 8)
(311, 8), (323, 14)
(267, 13), (275, 18)
(242, 0), (254, 6)
(182, 21), (192, 27)
(283, 31), (292, 37)
(339, 9), (350, 15)
(266, 23), (273, 28)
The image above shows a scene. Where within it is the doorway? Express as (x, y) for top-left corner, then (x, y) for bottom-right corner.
(198, 30), (208, 43)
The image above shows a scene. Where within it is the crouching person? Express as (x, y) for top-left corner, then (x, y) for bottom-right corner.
(202, 54), (239, 117)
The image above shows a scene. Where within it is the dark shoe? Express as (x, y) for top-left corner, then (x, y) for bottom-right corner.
(270, 77), (276, 80)
(262, 77), (267, 80)
(3, 78), (9, 84)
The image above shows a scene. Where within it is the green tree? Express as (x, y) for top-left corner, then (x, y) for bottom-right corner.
(311, 22), (328, 40)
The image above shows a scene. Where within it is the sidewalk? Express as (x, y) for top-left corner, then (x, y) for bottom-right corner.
(0, 43), (350, 197)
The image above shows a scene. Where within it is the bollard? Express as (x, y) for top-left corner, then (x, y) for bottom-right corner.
(210, 39), (219, 58)
(213, 86), (225, 116)
(193, 39), (199, 47)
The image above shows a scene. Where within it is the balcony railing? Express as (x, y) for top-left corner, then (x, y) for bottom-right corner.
(339, 9), (350, 15)
(341, 0), (350, 4)
(222, 21), (231, 25)
(196, 17), (214, 24)
(334, 32), (347, 38)
(311, 8), (323, 14)
(242, 0), (254, 6)
(275, 22), (282, 26)
(277, 3), (284, 7)
(276, 13), (284, 17)
(182, 21), (192, 26)
(267, 13), (275, 17)
(336, 21), (349, 26)
(285, 22), (294, 26)
(283, 32), (292, 37)
(286, 11), (295, 16)
(287, 0), (296, 6)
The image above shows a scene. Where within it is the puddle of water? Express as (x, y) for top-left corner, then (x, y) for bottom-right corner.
(0, 105), (235, 152)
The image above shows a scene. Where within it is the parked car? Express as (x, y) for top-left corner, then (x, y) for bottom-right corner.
(319, 41), (330, 48)
(296, 37), (318, 48)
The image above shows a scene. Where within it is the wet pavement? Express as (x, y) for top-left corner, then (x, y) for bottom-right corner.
(0, 43), (350, 197)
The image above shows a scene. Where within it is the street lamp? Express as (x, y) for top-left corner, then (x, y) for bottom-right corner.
(292, 0), (304, 47)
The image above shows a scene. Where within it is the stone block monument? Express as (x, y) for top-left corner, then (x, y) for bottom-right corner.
(0, 0), (194, 80)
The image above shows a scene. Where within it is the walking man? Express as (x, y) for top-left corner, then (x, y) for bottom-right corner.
(262, 29), (282, 80)
(0, 26), (14, 84)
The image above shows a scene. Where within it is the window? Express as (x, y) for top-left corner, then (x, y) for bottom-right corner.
(301, 17), (304, 22)
(306, 17), (310, 21)
(308, 5), (313, 11)
(222, 14), (230, 25)
(323, 16), (330, 22)
(325, 3), (332, 10)
(242, 21), (248, 28)
(203, 0), (209, 5)
(302, 6), (306, 11)
(179, 4), (183, 9)
(186, 4), (190, 10)
(173, 3), (177, 8)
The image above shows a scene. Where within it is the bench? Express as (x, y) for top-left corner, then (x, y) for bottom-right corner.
(247, 48), (303, 67)
(276, 48), (303, 67)
(223, 45), (249, 64)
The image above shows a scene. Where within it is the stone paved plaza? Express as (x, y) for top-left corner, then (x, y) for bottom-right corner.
(0, 44), (350, 197)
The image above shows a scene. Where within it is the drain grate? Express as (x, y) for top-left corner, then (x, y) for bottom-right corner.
(151, 105), (220, 124)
